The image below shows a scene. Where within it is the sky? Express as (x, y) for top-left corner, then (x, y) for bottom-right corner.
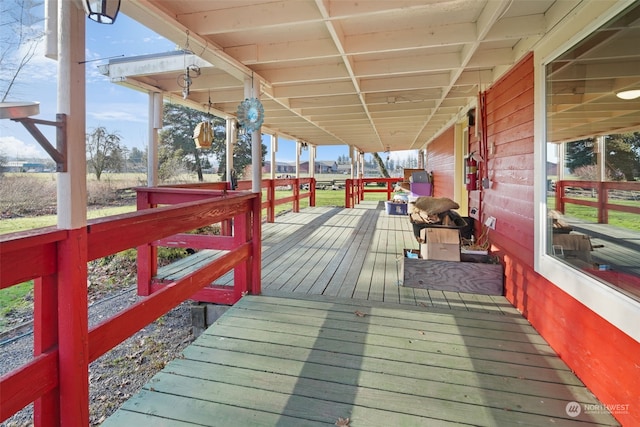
(0, 3), (416, 166)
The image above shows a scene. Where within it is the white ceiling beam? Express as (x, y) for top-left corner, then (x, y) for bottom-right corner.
(273, 81), (356, 98)
(227, 39), (339, 64)
(345, 22), (476, 54)
(354, 53), (461, 78)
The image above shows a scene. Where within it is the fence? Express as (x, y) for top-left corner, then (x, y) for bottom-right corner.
(0, 189), (261, 425)
(345, 177), (404, 208)
(555, 180), (640, 223)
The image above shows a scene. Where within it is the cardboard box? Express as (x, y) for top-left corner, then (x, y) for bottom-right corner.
(420, 228), (460, 261)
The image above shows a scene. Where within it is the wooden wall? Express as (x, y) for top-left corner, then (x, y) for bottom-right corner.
(425, 126), (455, 200)
(482, 53), (639, 426)
(483, 53), (536, 265)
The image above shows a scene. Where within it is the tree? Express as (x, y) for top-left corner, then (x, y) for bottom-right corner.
(566, 134), (640, 181)
(565, 138), (595, 173)
(87, 127), (123, 180)
(1, 0), (43, 101)
(0, 148), (7, 175)
(372, 152), (390, 178)
(213, 129), (267, 179)
(605, 133), (640, 180)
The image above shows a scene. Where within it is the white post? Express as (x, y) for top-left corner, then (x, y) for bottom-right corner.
(558, 143), (566, 181)
(350, 145), (356, 179)
(270, 134), (277, 180)
(596, 135), (606, 182)
(245, 78), (262, 193)
(226, 117), (236, 185)
(295, 140), (301, 178)
(147, 92), (162, 187)
(309, 144), (316, 178)
(57, 0), (85, 229)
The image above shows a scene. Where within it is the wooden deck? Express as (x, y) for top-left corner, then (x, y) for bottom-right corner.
(562, 218), (640, 299)
(103, 202), (620, 426)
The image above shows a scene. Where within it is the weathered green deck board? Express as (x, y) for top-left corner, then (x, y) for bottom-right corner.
(104, 294), (618, 426)
(232, 294), (541, 338)
(169, 202), (510, 313)
(315, 207), (379, 296)
(155, 249), (227, 282)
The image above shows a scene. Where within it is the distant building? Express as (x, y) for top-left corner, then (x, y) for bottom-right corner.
(1, 161), (49, 173)
(263, 161), (309, 174)
(314, 161), (337, 173)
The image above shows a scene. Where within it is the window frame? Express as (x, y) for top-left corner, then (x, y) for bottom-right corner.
(533, 0), (640, 342)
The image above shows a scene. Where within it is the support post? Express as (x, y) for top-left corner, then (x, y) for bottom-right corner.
(226, 118), (236, 188)
(147, 92), (162, 187)
(56, 3), (89, 425)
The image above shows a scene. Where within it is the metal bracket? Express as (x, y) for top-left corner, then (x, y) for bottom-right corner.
(12, 114), (67, 172)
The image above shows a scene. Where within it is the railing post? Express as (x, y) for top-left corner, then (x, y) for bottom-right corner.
(598, 181), (608, 224)
(345, 179), (352, 208)
(387, 179), (393, 200)
(267, 179), (276, 223)
(251, 193), (262, 295)
(136, 191), (156, 296)
(556, 181), (564, 214)
(57, 228), (89, 426)
(293, 178), (300, 213)
(33, 275), (59, 427)
(310, 178), (316, 206)
(233, 212), (249, 299)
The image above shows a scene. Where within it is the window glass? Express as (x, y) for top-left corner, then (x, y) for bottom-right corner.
(545, 2), (640, 300)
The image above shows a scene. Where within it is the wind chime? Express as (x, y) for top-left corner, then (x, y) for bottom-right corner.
(236, 73), (264, 134)
(177, 30), (201, 100)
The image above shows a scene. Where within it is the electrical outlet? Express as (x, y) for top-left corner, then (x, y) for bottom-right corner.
(484, 216), (496, 230)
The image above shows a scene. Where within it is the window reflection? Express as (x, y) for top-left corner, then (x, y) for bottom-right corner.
(545, 2), (640, 300)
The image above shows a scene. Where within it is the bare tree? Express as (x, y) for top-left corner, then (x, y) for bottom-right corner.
(87, 127), (123, 180)
(1, 0), (44, 101)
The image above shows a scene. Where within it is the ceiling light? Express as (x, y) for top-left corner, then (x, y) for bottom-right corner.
(616, 90), (640, 100)
(82, 0), (121, 24)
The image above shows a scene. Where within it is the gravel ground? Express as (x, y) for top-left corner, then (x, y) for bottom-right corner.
(0, 288), (196, 426)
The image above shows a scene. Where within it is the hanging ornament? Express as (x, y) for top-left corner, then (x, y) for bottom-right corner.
(236, 97), (264, 132)
(193, 121), (213, 148)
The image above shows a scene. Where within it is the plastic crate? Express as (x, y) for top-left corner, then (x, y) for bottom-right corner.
(385, 201), (408, 215)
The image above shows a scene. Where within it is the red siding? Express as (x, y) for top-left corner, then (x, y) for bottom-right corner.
(425, 127), (455, 200)
(429, 53), (639, 425)
(484, 53), (639, 426)
(483, 53), (535, 265)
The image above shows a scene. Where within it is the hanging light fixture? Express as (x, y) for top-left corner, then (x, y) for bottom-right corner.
(82, 0), (121, 24)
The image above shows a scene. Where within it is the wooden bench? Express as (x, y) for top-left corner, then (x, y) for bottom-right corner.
(153, 249), (228, 284)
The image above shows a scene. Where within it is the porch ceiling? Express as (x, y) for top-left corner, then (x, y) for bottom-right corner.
(102, 0), (639, 153)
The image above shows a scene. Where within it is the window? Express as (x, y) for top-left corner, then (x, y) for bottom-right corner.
(544, 2), (640, 301)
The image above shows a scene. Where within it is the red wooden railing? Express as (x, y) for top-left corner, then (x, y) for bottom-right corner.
(345, 177), (404, 208)
(555, 180), (640, 223)
(167, 177), (315, 222)
(0, 189), (261, 426)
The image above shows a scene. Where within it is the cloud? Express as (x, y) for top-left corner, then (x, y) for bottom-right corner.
(88, 108), (147, 124)
(0, 135), (48, 159)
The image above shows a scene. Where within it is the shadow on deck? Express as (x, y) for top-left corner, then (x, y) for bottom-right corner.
(102, 202), (620, 426)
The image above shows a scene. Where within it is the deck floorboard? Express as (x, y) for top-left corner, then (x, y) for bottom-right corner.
(109, 203), (621, 426)
(104, 293), (619, 426)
